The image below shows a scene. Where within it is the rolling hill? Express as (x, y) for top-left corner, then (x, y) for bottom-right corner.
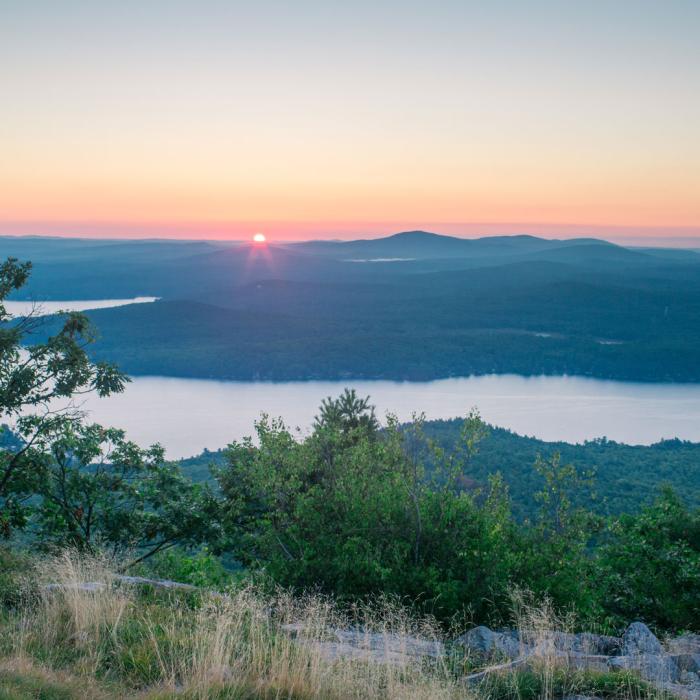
(4, 231), (700, 382)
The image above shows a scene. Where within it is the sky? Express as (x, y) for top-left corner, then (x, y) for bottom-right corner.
(1, 0), (699, 242)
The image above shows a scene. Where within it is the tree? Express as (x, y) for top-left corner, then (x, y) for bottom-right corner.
(515, 453), (603, 622)
(216, 397), (517, 621)
(0, 258), (128, 535)
(314, 388), (379, 437)
(596, 489), (700, 629)
(34, 422), (220, 567)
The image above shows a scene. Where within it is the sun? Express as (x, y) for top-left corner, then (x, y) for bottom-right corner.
(253, 233), (266, 243)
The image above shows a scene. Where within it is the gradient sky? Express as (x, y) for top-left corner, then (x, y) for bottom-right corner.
(1, 1), (699, 241)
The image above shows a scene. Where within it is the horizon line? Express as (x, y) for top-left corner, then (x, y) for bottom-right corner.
(2, 226), (700, 249)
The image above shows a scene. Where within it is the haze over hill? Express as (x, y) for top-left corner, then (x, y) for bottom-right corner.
(4, 231), (700, 382)
(292, 230), (619, 259)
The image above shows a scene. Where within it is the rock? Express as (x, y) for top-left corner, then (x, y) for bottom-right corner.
(656, 682), (700, 700)
(669, 634), (700, 656)
(453, 625), (523, 660)
(518, 630), (619, 656)
(556, 652), (611, 673)
(679, 670), (700, 686)
(608, 653), (680, 683)
(114, 575), (198, 591)
(44, 576), (198, 594)
(462, 657), (529, 685)
(332, 629), (444, 659)
(44, 582), (107, 593)
(671, 654), (700, 673)
(280, 623), (444, 667)
(573, 632), (621, 656)
(621, 622), (663, 656)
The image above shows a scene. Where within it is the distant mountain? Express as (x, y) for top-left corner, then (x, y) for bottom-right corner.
(5, 231), (700, 383)
(290, 230), (620, 260)
(4, 232), (698, 302)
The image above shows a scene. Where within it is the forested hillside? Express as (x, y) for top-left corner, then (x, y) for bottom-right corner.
(7, 232), (700, 382)
(178, 418), (700, 520)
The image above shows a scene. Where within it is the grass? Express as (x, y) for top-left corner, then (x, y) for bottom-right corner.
(0, 550), (680, 699)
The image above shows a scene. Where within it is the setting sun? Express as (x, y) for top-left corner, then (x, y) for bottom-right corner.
(253, 233), (266, 243)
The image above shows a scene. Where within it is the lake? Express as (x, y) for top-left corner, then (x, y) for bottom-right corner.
(5, 297), (158, 316)
(73, 374), (700, 458)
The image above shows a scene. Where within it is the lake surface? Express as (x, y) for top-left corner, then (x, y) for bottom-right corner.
(73, 374), (700, 458)
(6, 297), (158, 316)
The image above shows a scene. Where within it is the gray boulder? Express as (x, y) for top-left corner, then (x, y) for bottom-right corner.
(280, 623), (444, 667)
(557, 652), (611, 673)
(573, 632), (621, 656)
(669, 634), (700, 656)
(453, 625), (523, 660)
(671, 654), (700, 674)
(621, 622), (663, 656)
(519, 630), (619, 656)
(656, 682), (700, 700)
(608, 653), (680, 683)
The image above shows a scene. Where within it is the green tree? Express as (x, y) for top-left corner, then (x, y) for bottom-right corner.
(314, 388), (379, 437)
(34, 422), (220, 568)
(516, 453), (603, 622)
(216, 397), (517, 621)
(596, 489), (700, 629)
(0, 258), (127, 535)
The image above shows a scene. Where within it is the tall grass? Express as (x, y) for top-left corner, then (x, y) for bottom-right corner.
(3, 550), (463, 699)
(0, 551), (674, 699)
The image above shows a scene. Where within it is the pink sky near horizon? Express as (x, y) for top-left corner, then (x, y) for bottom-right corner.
(2, 3), (698, 245)
(1, 220), (700, 247)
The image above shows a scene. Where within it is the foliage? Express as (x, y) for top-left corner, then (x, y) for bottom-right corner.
(217, 392), (555, 622)
(180, 422), (700, 521)
(596, 489), (700, 630)
(3, 250), (700, 636)
(0, 258), (128, 536)
(139, 547), (232, 589)
(513, 454), (604, 621)
(424, 422), (700, 519)
(214, 390), (700, 631)
(33, 422), (220, 568)
(0, 548), (31, 609)
(0, 550), (672, 700)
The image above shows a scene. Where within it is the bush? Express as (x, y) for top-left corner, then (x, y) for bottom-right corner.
(596, 489), (700, 630)
(0, 547), (31, 609)
(140, 547), (232, 590)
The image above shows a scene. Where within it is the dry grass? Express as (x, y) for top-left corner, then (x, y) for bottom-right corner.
(2, 550), (464, 699)
(0, 551), (675, 700)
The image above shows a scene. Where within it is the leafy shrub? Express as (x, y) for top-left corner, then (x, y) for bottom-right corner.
(140, 547), (232, 590)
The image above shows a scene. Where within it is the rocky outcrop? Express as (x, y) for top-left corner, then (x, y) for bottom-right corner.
(453, 625), (522, 659)
(608, 652), (680, 682)
(670, 635), (700, 656)
(44, 575), (198, 593)
(281, 623), (444, 667)
(454, 621), (700, 699)
(290, 618), (700, 698)
(621, 621), (663, 656)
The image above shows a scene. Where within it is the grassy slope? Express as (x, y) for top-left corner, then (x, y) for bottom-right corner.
(0, 551), (668, 700)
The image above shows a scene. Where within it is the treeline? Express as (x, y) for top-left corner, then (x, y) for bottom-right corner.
(1, 257), (700, 635)
(12, 233), (700, 383)
(179, 423), (700, 521)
